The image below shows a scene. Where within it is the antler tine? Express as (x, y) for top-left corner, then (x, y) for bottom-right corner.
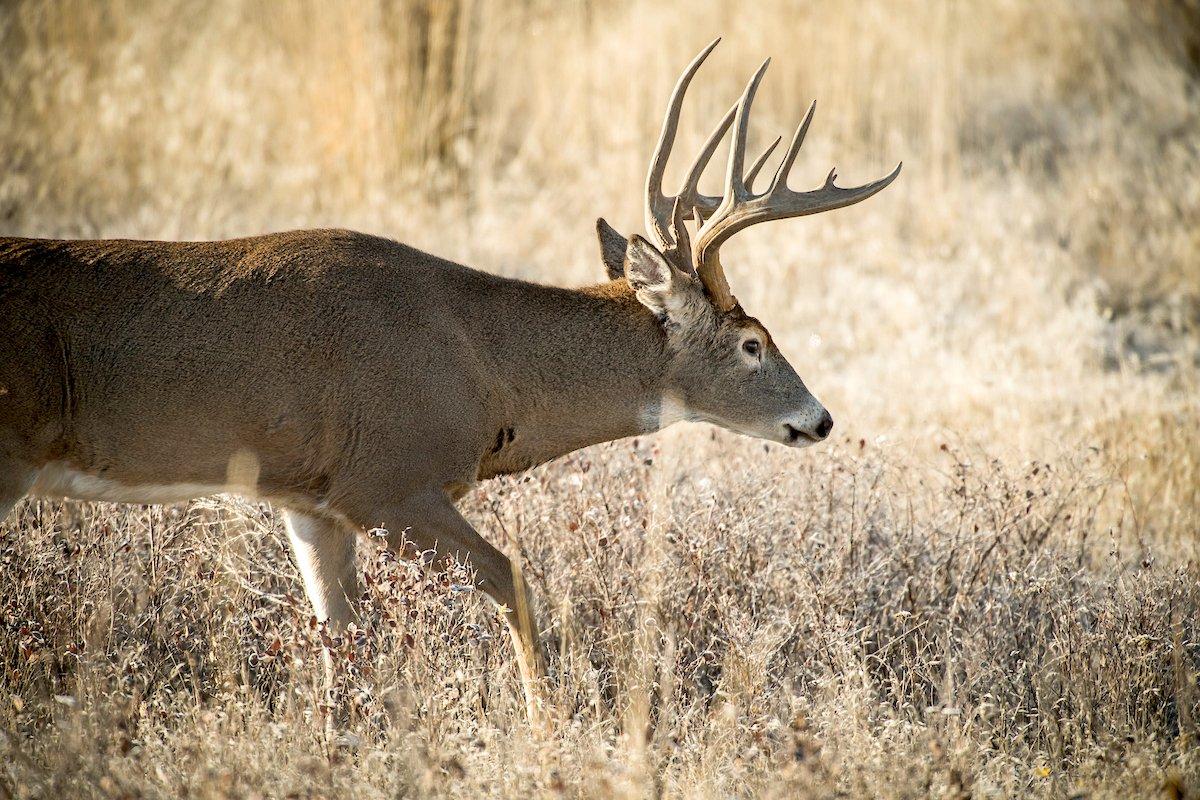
(679, 110), (780, 225)
(645, 37), (721, 266)
(766, 101), (816, 194)
(745, 135), (782, 194)
(676, 102), (735, 224)
(726, 59), (772, 202)
(691, 58), (770, 310)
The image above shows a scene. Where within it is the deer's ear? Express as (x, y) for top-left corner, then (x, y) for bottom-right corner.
(595, 218), (628, 280)
(624, 235), (690, 320)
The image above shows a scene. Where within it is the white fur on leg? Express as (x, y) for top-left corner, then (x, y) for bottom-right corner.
(283, 510), (358, 627)
(283, 509), (359, 740)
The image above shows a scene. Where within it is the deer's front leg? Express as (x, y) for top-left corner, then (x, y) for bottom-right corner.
(378, 489), (546, 717)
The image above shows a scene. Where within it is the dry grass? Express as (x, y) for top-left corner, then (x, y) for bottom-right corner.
(1, 1), (1199, 797)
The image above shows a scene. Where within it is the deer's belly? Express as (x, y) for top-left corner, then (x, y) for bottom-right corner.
(30, 461), (227, 505)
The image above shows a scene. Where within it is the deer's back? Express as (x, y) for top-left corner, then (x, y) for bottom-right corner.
(0, 229), (500, 504)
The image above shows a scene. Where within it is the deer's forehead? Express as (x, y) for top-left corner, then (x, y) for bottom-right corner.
(720, 310), (772, 344)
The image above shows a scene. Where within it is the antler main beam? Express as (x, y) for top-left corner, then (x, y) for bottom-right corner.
(644, 38), (902, 311)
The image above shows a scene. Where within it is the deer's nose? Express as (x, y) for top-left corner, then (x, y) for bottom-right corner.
(814, 411), (834, 440)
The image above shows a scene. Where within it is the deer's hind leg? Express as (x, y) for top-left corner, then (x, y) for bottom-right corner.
(282, 509), (359, 734)
(283, 509), (359, 629)
(0, 459), (36, 524)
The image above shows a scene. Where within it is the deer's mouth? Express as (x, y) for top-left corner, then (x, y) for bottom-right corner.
(784, 423), (820, 445)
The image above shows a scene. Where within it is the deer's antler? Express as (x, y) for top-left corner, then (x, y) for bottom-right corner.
(645, 39), (902, 311)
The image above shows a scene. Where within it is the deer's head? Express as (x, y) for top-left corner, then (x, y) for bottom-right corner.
(597, 39), (900, 448)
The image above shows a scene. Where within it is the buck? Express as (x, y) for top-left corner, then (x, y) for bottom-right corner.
(0, 40), (898, 714)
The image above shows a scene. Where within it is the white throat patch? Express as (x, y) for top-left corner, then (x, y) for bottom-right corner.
(641, 391), (692, 432)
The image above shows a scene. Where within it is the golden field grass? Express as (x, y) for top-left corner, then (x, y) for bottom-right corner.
(1, 1), (1199, 797)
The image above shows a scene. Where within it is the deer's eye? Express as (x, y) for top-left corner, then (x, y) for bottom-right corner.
(742, 339), (762, 358)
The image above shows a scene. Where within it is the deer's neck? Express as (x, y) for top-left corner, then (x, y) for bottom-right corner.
(476, 279), (673, 479)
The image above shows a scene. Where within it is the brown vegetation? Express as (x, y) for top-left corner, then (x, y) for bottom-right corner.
(1, 1), (1198, 797)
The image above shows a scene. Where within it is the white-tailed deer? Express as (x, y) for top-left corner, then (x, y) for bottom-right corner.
(0, 40), (898, 716)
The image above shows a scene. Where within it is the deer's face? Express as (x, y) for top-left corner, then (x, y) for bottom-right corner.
(672, 307), (832, 447)
(614, 234), (833, 447)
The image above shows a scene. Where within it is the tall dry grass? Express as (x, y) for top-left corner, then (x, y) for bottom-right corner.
(1, 1), (1198, 797)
